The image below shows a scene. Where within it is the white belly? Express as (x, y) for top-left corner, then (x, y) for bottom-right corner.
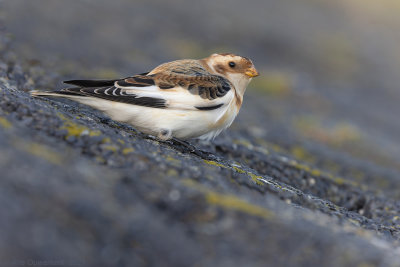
(73, 96), (239, 140)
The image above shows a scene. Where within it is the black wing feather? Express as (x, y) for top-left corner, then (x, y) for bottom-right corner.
(64, 79), (117, 87)
(60, 86), (166, 108)
(195, 103), (224, 110)
(116, 75), (155, 87)
(60, 64), (230, 110)
(155, 74), (231, 100)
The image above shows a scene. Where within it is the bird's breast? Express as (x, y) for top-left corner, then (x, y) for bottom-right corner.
(211, 100), (240, 131)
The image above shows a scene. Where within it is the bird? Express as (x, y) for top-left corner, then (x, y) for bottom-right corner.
(31, 53), (259, 141)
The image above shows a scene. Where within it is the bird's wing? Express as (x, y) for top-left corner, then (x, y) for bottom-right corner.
(61, 66), (233, 111)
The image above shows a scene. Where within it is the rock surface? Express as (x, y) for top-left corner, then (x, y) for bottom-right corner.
(1, 1), (400, 266)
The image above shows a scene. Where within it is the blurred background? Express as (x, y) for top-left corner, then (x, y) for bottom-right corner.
(2, 0), (400, 172)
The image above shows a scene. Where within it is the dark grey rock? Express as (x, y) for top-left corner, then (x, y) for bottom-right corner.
(1, 2), (400, 266)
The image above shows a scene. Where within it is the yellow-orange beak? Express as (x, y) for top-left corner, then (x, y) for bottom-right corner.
(245, 67), (259, 78)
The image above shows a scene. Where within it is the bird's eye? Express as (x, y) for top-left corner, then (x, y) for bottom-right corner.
(229, 62), (236, 68)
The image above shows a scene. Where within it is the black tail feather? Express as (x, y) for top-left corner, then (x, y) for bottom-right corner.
(63, 79), (117, 87)
(63, 72), (150, 88)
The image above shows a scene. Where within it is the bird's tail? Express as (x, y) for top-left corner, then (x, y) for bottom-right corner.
(30, 90), (83, 97)
(31, 90), (58, 97)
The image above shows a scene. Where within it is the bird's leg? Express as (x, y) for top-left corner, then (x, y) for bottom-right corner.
(172, 138), (217, 160)
(158, 129), (172, 141)
(155, 129), (215, 159)
(171, 137), (196, 152)
(157, 129), (195, 152)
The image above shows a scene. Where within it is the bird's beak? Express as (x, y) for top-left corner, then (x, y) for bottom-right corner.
(245, 67), (259, 78)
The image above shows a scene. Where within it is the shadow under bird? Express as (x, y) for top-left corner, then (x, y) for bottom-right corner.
(32, 53), (259, 141)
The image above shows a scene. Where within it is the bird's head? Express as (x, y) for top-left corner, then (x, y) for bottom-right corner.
(203, 53), (259, 95)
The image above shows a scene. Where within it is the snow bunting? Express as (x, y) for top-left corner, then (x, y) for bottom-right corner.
(31, 53), (259, 140)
